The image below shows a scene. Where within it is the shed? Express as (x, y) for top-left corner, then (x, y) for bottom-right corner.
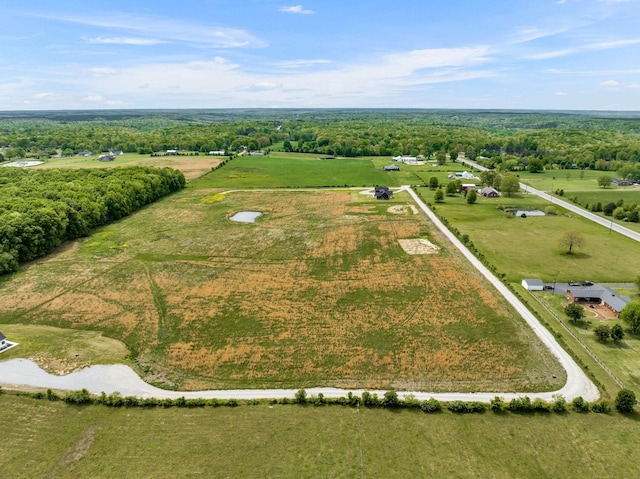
(383, 164), (400, 171)
(522, 279), (544, 291)
(0, 331), (7, 350)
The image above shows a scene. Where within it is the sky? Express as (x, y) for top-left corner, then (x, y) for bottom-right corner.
(1, 0), (640, 111)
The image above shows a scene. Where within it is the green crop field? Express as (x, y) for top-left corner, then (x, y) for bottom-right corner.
(419, 188), (640, 283)
(190, 152), (395, 188)
(0, 187), (564, 392)
(2, 394), (640, 479)
(518, 169), (613, 192)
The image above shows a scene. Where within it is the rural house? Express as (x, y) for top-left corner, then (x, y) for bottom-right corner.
(479, 187), (500, 198)
(98, 154), (115, 162)
(374, 186), (393, 200)
(0, 331), (7, 351)
(383, 164), (400, 171)
(565, 285), (630, 317)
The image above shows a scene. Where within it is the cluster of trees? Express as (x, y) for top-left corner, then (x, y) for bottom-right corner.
(572, 197), (640, 223)
(0, 166), (185, 274)
(2, 111), (640, 176)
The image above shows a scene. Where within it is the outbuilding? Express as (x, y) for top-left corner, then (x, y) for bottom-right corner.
(521, 279), (544, 291)
(0, 331), (7, 350)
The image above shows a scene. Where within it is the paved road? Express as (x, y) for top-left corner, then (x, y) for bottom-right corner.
(0, 185), (599, 402)
(458, 158), (640, 243)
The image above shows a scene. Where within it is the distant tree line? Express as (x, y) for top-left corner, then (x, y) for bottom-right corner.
(1, 111), (640, 178)
(0, 166), (185, 274)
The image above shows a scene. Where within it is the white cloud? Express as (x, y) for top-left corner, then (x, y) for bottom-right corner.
(248, 82), (283, 90)
(600, 80), (620, 86)
(276, 59), (332, 68)
(81, 95), (127, 106)
(556, 91), (569, 96)
(629, 83), (640, 89)
(87, 37), (166, 46)
(279, 5), (315, 14)
(31, 12), (267, 48)
(528, 38), (640, 59)
(89, 67), (119, 77)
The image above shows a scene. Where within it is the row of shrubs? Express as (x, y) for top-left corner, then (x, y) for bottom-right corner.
(6, 386), (634, 415)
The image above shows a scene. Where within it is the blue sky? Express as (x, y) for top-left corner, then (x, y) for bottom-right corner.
(1, 0), (640, 110)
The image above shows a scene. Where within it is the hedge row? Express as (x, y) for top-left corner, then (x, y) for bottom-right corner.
(9, 387), (620, 415)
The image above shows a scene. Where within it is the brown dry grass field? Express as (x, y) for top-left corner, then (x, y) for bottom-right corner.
(0, 189), (564, 391)
(36, 154), (221, 181)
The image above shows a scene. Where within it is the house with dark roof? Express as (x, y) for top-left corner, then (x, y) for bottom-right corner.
(98, 154), (115, 162)
(566, 285), (630, 317)
(374, 186), (393, 200)
(479, 186), (500, 198)
(0, 331), (7, 351)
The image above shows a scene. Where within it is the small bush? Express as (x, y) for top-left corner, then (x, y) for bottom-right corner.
(615, 389), (636, 413)
(591, 400), (611, 414)
(402, 394), (420, 409)
(552, 394), (567, 413)
(490, 396), (506, 412)
(509, 396), (533, 412)
(382, 390), (400, 408)
(294, 389), (307, 405)
(571, 396), (590, 413)
(420, 398), (442, 413)
(532, 398), (551, 412)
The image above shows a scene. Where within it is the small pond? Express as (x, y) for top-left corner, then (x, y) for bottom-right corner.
(230, 211), (262, 223)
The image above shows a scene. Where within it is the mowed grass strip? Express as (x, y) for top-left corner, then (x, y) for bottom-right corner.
(421, 188), (640, 282)
(0, 189), (564, 391)
(2, 394), (640, 479)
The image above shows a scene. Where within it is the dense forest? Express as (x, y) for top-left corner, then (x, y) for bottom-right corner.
(0, 166), (185, 274)
(1, 110), (640, 179)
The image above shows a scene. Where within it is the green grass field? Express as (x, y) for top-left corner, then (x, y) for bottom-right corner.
(421, 188), (640, 282)
(2, 393), (640, 479)
(190, 152), (395, 188)
(517, 169), (616, 192)
(535, 291), (640, 391)
(0, 188), (564, 392)
(0, 324), (130, 375)
(189, 153), (478, 189)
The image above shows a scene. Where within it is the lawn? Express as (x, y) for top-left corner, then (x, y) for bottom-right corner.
(518, 169), (614, 192)
(0, 324), (129, 375)
(420, 188), (640, 283)
(0, 188), (563, 392)
(535, 291), (640, 391)
(2, 394), (640, 478)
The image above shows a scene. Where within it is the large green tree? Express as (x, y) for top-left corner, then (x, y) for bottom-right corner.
(499, 174), (520, 197)
(620, 302), (640, 334)
(564, 302), (585, 322)
(559, 230), (586, 254)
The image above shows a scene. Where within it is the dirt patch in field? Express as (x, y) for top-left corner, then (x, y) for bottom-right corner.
(47, 425), (98, 478)
(398, 238), (440, 255)
(388, 204), (418, 215)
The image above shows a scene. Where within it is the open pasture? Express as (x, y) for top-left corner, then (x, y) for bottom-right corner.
(3, 394), (640, 479)
(35, 153), (221, 181)
(421, 189), (640, 282)
(190, 152), (398, 188)
(0, 189), (563, 391)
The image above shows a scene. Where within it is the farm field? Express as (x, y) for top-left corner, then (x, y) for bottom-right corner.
(2, 394), (640, 479)
(190, 152), (396, 188)
(517, 168), (614, 192)
(0, 188), (564, 392)
(419, 188), (640, 282)
(35, 153), (221, 181)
